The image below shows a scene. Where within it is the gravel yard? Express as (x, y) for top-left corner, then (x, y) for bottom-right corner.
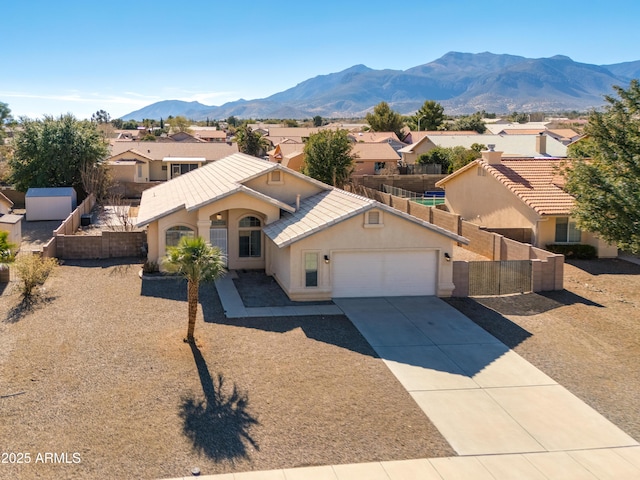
(446, 258), (640, 443)
(0, 260), (452, 480)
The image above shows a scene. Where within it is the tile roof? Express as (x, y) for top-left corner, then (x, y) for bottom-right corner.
(109, 141), (238, 161)
(264, 188), (467, 248)
(407, 134), (568, 158)
(438, 158), (575, 216)
(137, 152), (468, 245)
(349, 132), (403, 143)
(136, 153), (292, 226)
(350, 142), (400, 161)
(484, 158), (575, 215)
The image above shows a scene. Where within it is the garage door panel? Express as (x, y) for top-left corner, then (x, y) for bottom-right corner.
(332, 251), (437, 297)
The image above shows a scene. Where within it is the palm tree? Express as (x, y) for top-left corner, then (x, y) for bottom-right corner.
(163, 236), (226, 343)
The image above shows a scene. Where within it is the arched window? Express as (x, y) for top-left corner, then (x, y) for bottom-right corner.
(165, 225), (195, 248)
(238, 216), (261, 257)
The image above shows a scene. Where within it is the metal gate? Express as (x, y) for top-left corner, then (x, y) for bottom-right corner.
(468, 260), (532, 296)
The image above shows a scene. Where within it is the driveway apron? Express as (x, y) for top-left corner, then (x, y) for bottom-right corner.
(333, 296), (638, 457)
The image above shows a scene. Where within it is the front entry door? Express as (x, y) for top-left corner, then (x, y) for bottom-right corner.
(210, 228), (228, 266)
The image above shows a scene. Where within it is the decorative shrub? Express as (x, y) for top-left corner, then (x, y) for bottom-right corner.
(14, 254), (58, 297)
(142, 260), (159, 274)
(546, 244), (597, 259)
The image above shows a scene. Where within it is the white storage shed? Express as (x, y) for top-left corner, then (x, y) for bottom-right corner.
(25, 187), (77, 221)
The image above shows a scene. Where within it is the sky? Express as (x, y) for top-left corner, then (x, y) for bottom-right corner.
(3, 0), (640, 120)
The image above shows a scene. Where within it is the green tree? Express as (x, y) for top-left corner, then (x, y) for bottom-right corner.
(0, 102), (12, 140)
(234, 124), (270, 157)
(9, 114), (108, 193)
(567, 137), (597, 158)
(365, 102), (405, 140)
(170, 116), (191, 133)
(447, 146), (481, 173)
(509, 111), (529, 123)
(448, 112), (487, 133)
(0, 230), (16, 270)
(411, 100), (445, 131)
(91, 109), (111, 124)
(302, 129), (355, 188)
(417, 145), (481, 173)
(111, 118), (124, 129)
(417, 147), (450, 172)
(313, 115), (323, 127)
(564, 80), (640, 253)
(227, 116), (238, 127)
(163, 236), (226, 343)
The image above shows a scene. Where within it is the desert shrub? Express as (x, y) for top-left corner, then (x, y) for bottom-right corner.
(14, 254), (58, 297)
(546, 244), (597, 259)
(142, 260), (159, 274)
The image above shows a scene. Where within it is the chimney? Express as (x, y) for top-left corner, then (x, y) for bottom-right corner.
(536, 132), (547, 155)
(481, 144), (502, 164)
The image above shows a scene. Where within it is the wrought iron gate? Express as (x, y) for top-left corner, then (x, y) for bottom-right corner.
(468, 260), (532, 296)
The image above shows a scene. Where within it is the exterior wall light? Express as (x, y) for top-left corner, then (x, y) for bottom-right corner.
(444, 252), (451, 261)
(324, 255), (330, 264)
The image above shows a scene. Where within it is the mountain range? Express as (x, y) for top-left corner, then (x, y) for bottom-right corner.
(121, 51), (640, 120)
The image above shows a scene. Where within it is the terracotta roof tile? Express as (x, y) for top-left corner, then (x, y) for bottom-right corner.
(482, 158), (574, 216)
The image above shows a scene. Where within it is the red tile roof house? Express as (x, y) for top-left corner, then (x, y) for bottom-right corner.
(435, 149), (618, 258)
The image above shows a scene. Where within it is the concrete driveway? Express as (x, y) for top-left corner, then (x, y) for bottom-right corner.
(204, 278), (640, 479)
(334, 297), (639, 474)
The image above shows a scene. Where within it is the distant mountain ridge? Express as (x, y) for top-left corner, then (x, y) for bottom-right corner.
(121, 52), (640, 120)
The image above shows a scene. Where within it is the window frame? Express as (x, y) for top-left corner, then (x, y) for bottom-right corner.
(554, 217), (582, 243)
(238, 215), (262, 258)
(165, 225), (195, 248)
(304, 252), (319, 288)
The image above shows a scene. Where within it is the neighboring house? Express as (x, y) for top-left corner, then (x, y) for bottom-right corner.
(107, 141), (238, 183)
(136, 153), (467, 300)
(268, 141), (400, 176)
(546, 129), (581, 145)
(399, 133), (567, 165)
(350, 142), (400, 175)
(115, 130), (142, 141)
(168, 132), (205, 142)
(348, 131), (407, 153)
(190, 128), (228, 143)
(268, 144), (306, 171)
(402, 130), (478, 145)
(435, 150), (617, 258)
(0, 191), (13, 215)
(485, 121), (550, 134)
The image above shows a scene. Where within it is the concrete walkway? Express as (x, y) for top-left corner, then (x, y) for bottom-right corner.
(165, 288), (640, 479)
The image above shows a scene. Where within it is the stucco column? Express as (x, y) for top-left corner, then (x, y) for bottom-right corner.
(197, 220), (211, 243)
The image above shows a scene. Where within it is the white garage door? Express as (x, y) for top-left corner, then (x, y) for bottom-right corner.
(332, 250), (437, 298)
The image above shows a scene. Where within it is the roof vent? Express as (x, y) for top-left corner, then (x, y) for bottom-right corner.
(487, 144), (496, 152)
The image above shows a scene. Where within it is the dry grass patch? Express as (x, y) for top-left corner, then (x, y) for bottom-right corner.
(0, 259), (452, 480)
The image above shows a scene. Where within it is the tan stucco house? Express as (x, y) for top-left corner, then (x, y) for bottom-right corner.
(137, 153), (467, 300)
(399, 133), (567, 165)
(268, 144), (305, 171)
(435, 150), (617, 258)
(107, 141), (238, 183)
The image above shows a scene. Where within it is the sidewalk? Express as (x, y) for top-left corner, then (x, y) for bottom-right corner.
(167, 284), (640, 479)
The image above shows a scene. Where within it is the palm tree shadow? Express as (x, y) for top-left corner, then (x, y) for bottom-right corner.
(180, 343), (259, 463)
